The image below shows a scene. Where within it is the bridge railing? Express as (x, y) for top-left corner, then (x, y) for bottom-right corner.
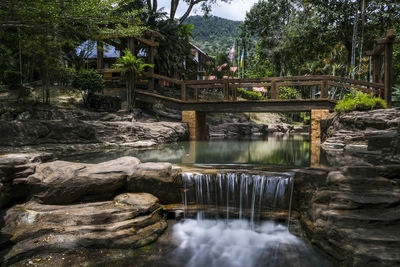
(139, 72), (385, 103)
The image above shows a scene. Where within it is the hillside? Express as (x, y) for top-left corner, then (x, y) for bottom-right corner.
(185, 15), (243, 57)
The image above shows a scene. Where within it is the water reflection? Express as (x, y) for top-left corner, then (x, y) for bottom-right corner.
(66, 134), (311, 167)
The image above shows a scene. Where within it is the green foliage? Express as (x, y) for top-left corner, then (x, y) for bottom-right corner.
(215, 53), (230, 66)
(237, 88), (267, 101)
(54, 68), (76, 86)
(184, 16), (242, 57)
(240, 0), (399, 79)
(279, 87), (299, 100)
(154, 21), (194, 76)
(113, 49), (154, 75)
(72, 69), (104, 95)
(334, 91), (388, 114)
(4, 71), (22, 89)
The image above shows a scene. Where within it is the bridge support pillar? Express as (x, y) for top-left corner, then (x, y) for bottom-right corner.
(310, 109), (330, 144)
(182, 111), (207, 141)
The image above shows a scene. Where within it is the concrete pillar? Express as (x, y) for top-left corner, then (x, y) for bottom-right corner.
(182, 111), (207, 141)
(310, 109), (330, 144)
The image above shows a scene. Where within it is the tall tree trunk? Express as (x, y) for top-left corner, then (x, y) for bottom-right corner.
(358, 0), (366, 80)
(350, 2), (359, 79)
(127, 72), (135, 111)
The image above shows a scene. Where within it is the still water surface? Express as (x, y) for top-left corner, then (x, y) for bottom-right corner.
(66, 134), (311, 167)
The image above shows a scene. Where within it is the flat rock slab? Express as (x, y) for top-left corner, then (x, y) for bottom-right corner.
(27, 156), (141, 204)
(0, 193), (166, 265)
(127, 163), (182, 204)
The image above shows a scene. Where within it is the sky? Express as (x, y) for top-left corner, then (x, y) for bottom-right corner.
(156, 0), (259, 21)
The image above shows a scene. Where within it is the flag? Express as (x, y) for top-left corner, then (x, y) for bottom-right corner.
(240, 49), (244, 67)
(228, 42), (235, 62)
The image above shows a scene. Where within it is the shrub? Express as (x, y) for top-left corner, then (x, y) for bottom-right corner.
(279, 86), (299, 100)
(237, 88), (267, 100)
(334, 91), (388, 114)
(72, 69), (104, 103)
(4, 70), (22, 89)
(54, 67), (76, 86)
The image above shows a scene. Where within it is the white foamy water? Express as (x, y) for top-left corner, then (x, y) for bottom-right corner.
(172, 219), (332, 267)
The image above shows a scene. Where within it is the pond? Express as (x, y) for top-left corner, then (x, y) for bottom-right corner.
(64, 134), (313, 167)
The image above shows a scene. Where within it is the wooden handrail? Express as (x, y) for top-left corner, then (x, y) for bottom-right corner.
(143, 72), (183, 85)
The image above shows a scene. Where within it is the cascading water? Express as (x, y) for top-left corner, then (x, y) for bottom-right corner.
(172, 172), (333, 267)
(182, 172), (294, 226)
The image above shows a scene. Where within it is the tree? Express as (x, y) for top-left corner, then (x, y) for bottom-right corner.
(113, 49), (154, 111)
(0, 0), (146, 103)
(144, 0), (231, 25)
(240, 0), (399, 79)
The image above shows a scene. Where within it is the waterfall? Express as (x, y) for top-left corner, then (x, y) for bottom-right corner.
(173, 172), (333, 267)
(181, 172), (294, 226)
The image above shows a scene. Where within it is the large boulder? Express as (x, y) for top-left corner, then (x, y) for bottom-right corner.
(294, 166), (400, 267)
(127, 162), (182, 204)
(27, 157), (140, 204)
(0, 153), (52, 209)
(0, 193), (167, 265)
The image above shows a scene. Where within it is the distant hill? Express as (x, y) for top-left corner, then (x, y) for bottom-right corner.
(185, 15), (243, 57)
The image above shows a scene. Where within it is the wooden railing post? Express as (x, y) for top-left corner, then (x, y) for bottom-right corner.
(233, 85), (237, 101)
(194, 88), (199, 101)
(181, 82), (187, 101)
(271, 81), (278, 100)
(224, 81), (229, 100)
(320, 80), (328, 99)
(384, 30), (394, 108)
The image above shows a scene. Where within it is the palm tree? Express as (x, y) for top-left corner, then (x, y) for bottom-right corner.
(113, 49), (154, 111)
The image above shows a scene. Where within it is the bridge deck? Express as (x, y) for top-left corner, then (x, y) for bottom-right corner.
(136, 90), (337, 112)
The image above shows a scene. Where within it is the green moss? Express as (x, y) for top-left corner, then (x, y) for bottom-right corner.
(237, 88), (267, 100)
(334, 91), (388, 114)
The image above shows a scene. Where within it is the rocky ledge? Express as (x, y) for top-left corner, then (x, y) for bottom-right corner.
(294, 166), (400, 267)
(0, 154), (183, 265)
(0, 108), (188, 156)
(321, 109), (400, 165)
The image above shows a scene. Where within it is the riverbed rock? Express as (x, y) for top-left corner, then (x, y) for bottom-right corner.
(126, 163), (182, 204)
(0, 107), (189, 156)
(0, 153), (53, 209)
(321, 109), (400, 165)
(208, 122), (268, 138)
(27, 157), (140, 204)
(294, 166), (400, 267)
(0, 193), (167, 265)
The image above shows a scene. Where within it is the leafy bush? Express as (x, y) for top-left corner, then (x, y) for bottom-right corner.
(54, 67), (76, 86)
(237, 88), (267, 100)
(4, 70), (22, 89)
(72, 69), (104, 93)
(334, 91), (388, 114)
(279, 86), (299, 100)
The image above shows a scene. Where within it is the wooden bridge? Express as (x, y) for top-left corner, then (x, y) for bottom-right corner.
(133, 72), (385, 141)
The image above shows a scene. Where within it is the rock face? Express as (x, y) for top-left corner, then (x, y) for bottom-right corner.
(0, 193), (167, 265)
(127, 163), (182, 204)
(0, 107), (189, 156)
(0, 154), (53, 209)
(294, 166), (400, 267)
(27, 157), (140, 204)
(321, 109), (400, 165)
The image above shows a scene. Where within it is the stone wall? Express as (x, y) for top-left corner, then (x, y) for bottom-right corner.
(294, 166), (400, 266)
